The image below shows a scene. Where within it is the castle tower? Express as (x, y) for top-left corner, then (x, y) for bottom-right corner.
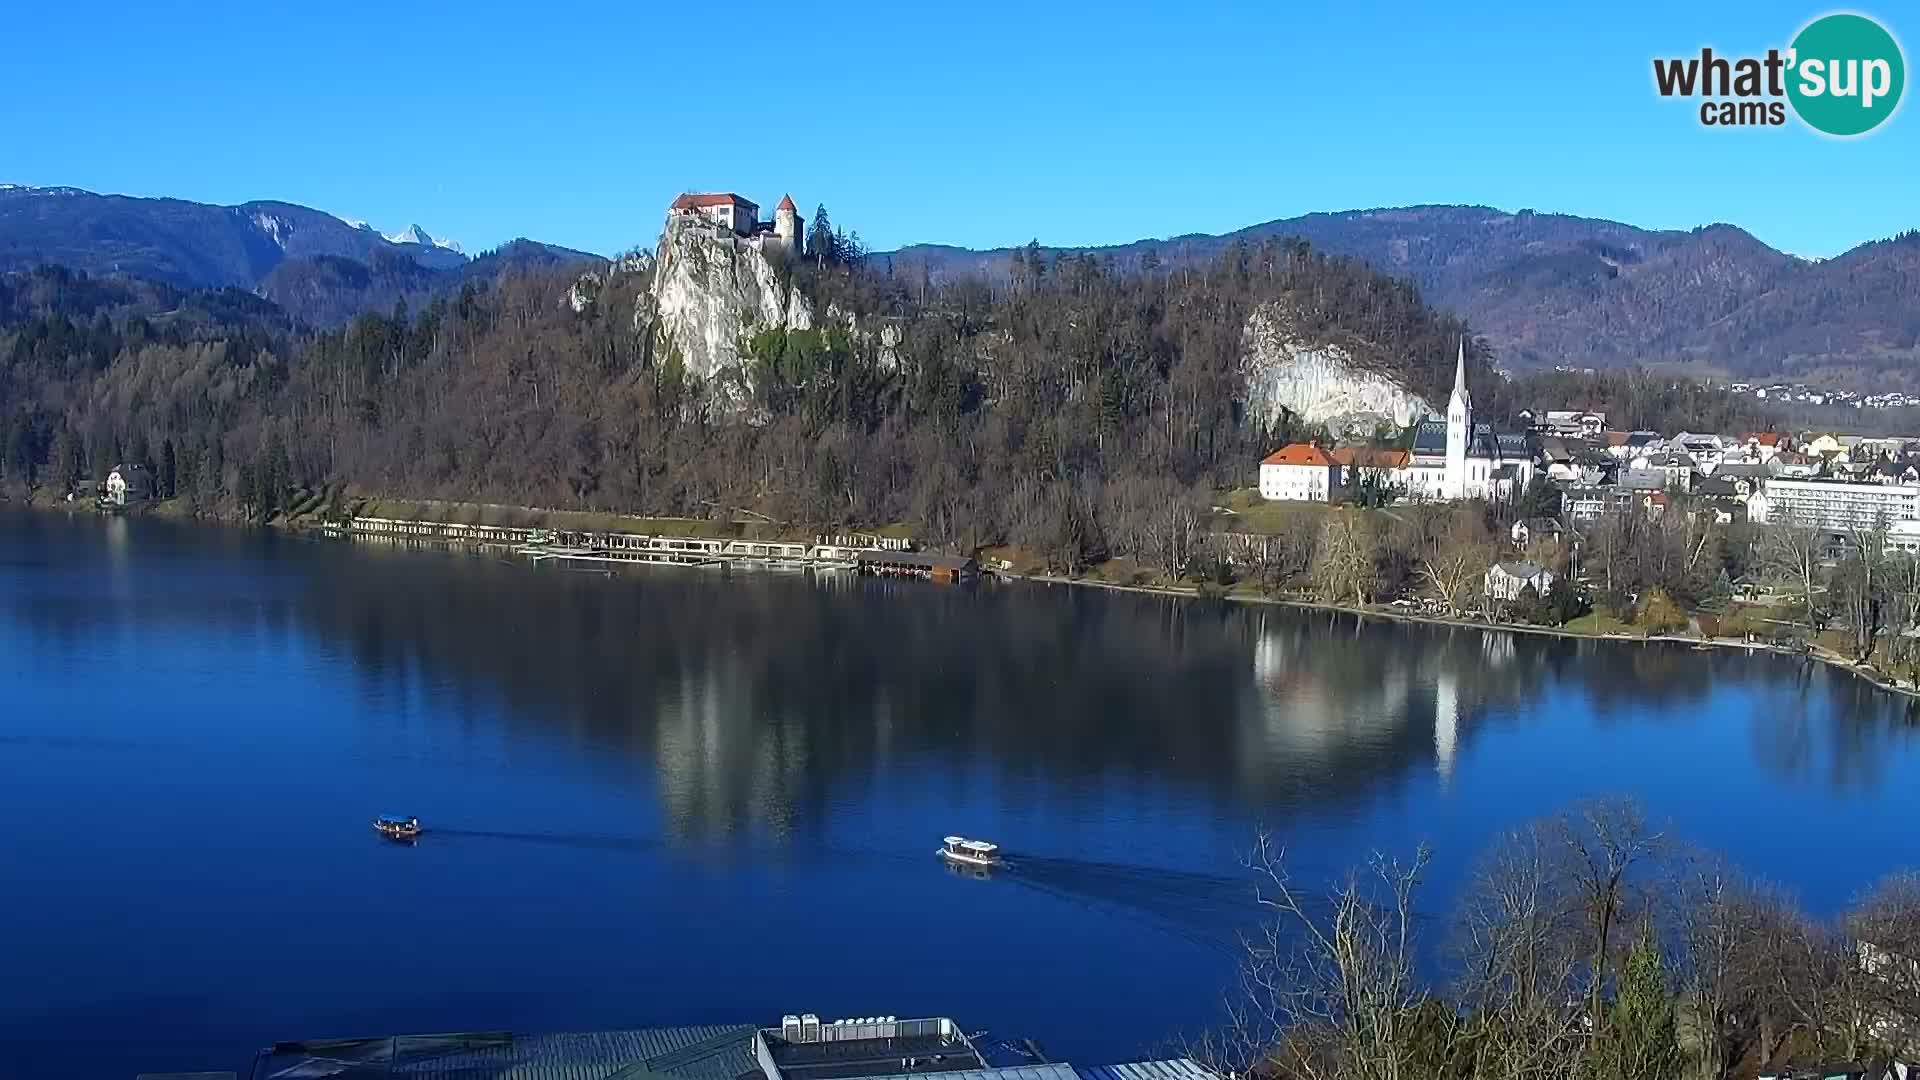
(1445, 338), (1471, 500)
(774, 194), (800, 255)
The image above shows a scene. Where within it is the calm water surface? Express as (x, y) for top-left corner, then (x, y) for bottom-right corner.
(4, 510), (1919, 1078)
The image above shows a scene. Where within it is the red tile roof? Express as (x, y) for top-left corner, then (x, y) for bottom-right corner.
(776, 193), (797, 212)
(1262, 443), (1338, 467)
(1329, 447), (1410, 468)
(1745, 432), (1784, 445)
(670, 192), (758, 211)
(1604, 431), (1631, 447)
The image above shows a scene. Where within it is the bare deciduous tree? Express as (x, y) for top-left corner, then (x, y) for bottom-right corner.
(1414, 508), (1494, 618)
(1451, 820), (1586, 1080)
(1203, 833), (1439, 1080)
(1756, 517), (1829, 634)
(1313, 513), (1380, 607)
(1554, 798), (1664, 1037)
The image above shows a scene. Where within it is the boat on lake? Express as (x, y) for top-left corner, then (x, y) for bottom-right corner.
(939, 835), (1000, 867)
(374, 814), (421, 841)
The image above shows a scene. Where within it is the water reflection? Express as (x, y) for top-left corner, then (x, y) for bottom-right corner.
(5, 511), (1920, 834)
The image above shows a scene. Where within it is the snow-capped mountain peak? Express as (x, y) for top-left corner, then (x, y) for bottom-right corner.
(383, 223), (463, 254)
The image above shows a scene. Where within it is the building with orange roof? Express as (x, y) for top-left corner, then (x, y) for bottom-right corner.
(1259, 442), (1344, 502)
(668, 191), (803, 255)
(1328, 446), (1412, 491)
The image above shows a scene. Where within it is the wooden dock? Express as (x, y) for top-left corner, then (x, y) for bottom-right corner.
(341, 516), (925, 574)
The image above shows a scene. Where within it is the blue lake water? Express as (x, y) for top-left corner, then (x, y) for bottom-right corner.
(3, 509), (1918, 1078)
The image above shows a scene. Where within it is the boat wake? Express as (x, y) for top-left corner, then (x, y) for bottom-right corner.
(426, 828), (659, 852)
(982, 854), (1271, 956)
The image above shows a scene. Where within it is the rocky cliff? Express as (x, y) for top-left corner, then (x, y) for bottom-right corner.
(1240, 303), (1434, 438)
(649, 214), (812, 384)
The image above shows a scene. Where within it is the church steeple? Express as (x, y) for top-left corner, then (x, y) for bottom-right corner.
(1444, 336), (1472, 500)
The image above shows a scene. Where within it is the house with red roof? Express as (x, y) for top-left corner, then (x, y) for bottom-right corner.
(1260, 442), (1344, 502)
(668, 192), (803, 255)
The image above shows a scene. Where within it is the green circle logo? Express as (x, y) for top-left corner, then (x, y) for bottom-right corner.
(1787, 13), (1906, 136)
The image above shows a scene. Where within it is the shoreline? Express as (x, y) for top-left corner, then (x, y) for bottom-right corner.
(9, 492), (1915, 703)
(1015, 572), (1920, 702)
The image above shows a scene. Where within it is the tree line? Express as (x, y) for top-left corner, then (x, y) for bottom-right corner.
(0, 231), (1488, 565)
(1198, 798), (1920, 1080)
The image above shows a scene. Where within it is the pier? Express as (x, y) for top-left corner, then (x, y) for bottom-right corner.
(340, 516), (962, 576)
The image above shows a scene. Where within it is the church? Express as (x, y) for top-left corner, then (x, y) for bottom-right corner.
(1404, 341), (1535, 502)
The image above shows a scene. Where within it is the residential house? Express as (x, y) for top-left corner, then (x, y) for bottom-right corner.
(1693, 473), (1760, 523)
(1562, 484), (1637, 523)
(1803, 433), (1850, 461)
(1259, 443), (1343, 502)
(1620, 467), (1668, 493)
(1733, 432), (1791, 463)
(105, 463), (154, 506)
(1637, 451), (1697, 493)
(1671, 432), (1726, 472)
(1485, 560), (1557, 602)
(1540, 410), (1607, 437)
(1768, 451), (1824, 479)
(1866, 459), (1920, 486)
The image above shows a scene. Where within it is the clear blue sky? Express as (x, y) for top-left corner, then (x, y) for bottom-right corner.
(3, 0), (1911, 258)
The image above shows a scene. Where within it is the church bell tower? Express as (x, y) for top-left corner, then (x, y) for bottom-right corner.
(1445, 339), (1472, 500)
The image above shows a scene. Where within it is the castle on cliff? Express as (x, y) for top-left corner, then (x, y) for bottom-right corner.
(667, 192), (802, 256)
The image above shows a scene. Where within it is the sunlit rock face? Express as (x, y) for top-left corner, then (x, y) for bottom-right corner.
(649, 213), (812, 386)
(1241, 302), (1434, 438)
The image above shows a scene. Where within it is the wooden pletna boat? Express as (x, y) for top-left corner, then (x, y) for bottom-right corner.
(374, 814), (422, 841)
(939, 835), (1000, 867)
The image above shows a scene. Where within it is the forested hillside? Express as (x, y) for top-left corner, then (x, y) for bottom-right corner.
(0, 238), (1484, 568)
(889, 206), (1920, 384)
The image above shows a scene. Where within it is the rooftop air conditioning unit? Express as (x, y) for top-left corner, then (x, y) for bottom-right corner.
(782, 1015), (802, 1042)
(801, 1014), (821, 1043)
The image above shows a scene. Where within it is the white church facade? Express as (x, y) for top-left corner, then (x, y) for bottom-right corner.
(1404, 342), (1535, 503)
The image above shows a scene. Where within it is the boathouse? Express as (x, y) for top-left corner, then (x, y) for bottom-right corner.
(856, 551), (976, 583)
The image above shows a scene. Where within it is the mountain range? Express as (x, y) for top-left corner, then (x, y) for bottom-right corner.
(2, 186), (1913, 384)
(0, 185), (599, 327)
(888, 206), (1920, 385)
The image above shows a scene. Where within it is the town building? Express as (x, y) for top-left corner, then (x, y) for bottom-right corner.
(1485, 560), (1556, 602)
(1562, 484), (1638, 523)
(106, 463), (153, 506)
(1749, 478), (1920, 531)
(1731, 432), (1791, 463)
(1259, 442), (1343, 502)
(1538, 410), (1607, 438)
(1670, 432), (1726, 472)
(1866, 460), (1920, 486)
(1635, 450), (1697, 492)
(668, 192), (803, 255)
(1328, 446), (1411, 491)
(1405, 342), (1534, 502)
(1766, 451), (1823, 479)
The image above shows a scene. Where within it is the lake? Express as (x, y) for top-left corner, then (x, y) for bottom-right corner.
(3, 509), (1918, 1079)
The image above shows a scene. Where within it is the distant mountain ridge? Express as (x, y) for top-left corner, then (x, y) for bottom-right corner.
(0, 185), (601, 326)
(886, 205), (1920, 385)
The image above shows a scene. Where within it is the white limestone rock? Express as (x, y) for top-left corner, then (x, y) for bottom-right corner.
(1241, 303), (1434, 438)
(648, 213), (812, 386)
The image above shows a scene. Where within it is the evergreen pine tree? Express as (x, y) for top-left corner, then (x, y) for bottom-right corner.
(1591, 932), (1684, 1080)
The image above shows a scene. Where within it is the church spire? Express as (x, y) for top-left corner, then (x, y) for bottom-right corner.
(1453, 337), (1467, 397)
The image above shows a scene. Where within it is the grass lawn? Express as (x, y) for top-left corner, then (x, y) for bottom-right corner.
(1564, 611), (1637, 636)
